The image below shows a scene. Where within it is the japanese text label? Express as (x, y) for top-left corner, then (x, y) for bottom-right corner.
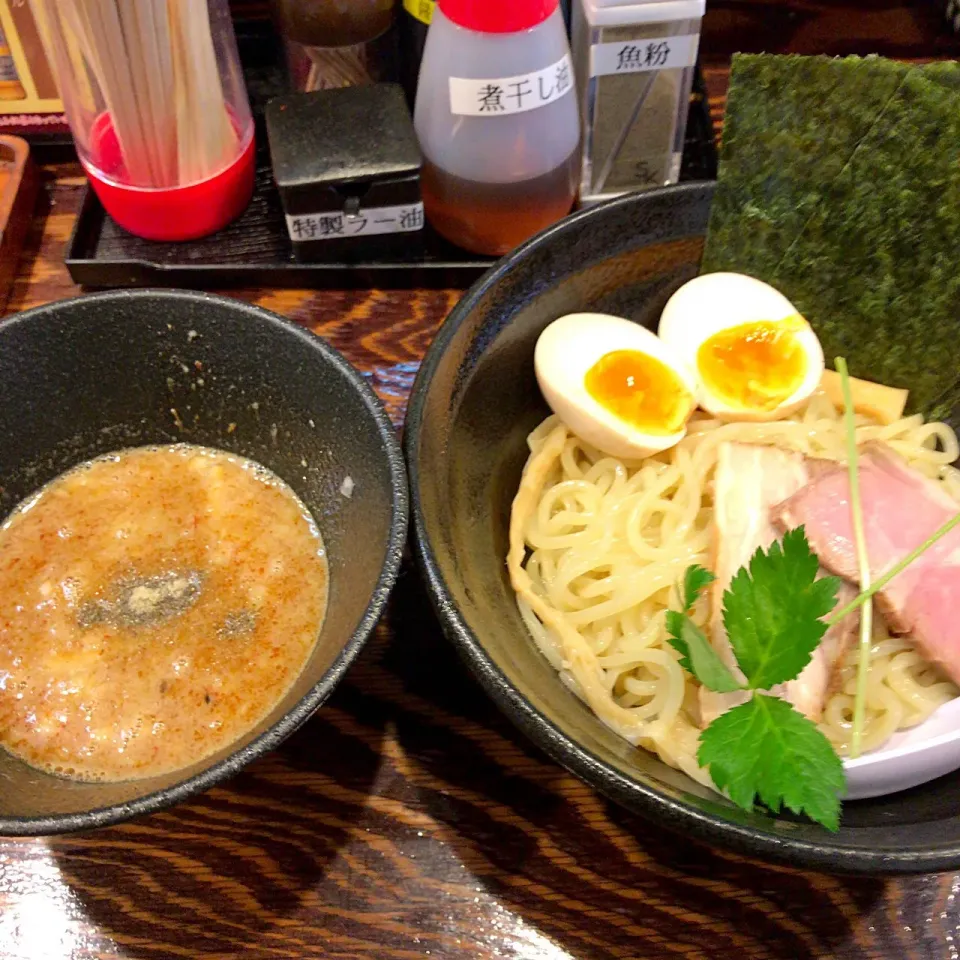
(286, 203), (425, 242)
(590, 34), (699, 78)
(449, 54), (574, 117)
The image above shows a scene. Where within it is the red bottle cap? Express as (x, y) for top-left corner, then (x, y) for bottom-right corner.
(438, 0), (558, 33)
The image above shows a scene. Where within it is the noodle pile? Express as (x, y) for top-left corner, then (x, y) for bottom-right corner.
(508, 390), (960, 789)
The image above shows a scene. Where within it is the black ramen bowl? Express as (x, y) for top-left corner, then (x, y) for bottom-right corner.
(0, 289), (407, 836)
(405, 181), (960, 875)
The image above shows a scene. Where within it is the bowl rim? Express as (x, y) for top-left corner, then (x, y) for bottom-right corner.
(0, 288), (409, 837)
(404, 182), (960, 876)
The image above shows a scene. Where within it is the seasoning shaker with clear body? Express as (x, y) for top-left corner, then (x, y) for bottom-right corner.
(414, 0), (580, 256)
(573, 0), (704, 206)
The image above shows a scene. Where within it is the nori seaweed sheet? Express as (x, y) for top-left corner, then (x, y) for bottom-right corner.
(701, 55), (960, 418)
(702, 56), (907, 276)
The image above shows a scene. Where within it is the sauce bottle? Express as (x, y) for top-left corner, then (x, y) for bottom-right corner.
(399, 0), (435, 108)
(414, 0), (581, 256)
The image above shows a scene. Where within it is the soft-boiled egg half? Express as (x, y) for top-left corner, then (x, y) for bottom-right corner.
(535, 313), (697, 459)
(658, 272), (825, 421)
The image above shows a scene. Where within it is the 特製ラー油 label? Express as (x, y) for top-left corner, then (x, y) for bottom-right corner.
(285, 203), (425, 242)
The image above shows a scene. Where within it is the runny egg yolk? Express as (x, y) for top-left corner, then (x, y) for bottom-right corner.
(696, 318), (808, 411)
(584, 350), (694, 436)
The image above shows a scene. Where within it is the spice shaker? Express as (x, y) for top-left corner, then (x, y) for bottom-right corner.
(572, 0), (704, 205)
(414, 0), (580, 256)
(271, 0), (397, 92)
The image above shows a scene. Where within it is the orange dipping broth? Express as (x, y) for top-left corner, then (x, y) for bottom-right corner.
(0, 444), (328, 783)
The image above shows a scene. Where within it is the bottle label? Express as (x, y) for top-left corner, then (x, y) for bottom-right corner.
(403, 0), (434, 25)
(286, 203), (425, 241)
(590, 34), (699, 78)
(449, 53), (574, 117)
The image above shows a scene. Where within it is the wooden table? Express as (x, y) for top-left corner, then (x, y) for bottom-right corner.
(5, 5), (960, 958)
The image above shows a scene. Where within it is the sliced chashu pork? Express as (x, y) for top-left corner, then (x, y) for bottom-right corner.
(699, 443), (859, 726)
(773, 442), (960, 685)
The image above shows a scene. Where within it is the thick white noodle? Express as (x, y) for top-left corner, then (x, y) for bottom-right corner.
(508, 390), (960, 788)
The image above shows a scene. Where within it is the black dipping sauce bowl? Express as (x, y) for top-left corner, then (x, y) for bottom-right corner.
(0, 290), (407, 836)
(405, 181), (960, 875)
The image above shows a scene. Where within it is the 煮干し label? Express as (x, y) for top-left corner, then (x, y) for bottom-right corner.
(449, 54), (574, 117)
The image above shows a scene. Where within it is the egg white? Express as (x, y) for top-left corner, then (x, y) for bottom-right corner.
(534, 313), (697, 459)
(658, 272), (825, 422)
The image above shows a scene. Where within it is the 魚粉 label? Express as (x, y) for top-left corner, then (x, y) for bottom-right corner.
(590, 34), (699, 78)
(449, 54), (574, 117)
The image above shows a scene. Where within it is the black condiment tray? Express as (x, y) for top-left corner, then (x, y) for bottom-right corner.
(65, 39), (717, 291)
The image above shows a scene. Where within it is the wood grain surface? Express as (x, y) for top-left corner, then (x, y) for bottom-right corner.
(5, 5), (960, 959)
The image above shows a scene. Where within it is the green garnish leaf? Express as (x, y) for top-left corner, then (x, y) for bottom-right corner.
(681, 565), (716, 613)
(670, 534), (845, 826)
(722, 528), (841, 691)
(697, 694), (844, 831)
(665, 610), (743, 694)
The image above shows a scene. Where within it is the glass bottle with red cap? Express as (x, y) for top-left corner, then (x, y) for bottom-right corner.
(414, 0), (581, 256)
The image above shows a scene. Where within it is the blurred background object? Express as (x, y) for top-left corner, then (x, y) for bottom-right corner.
(398, 0), (432, 107)
(0, 20), (26, 100)
(0, 135), (38, 312)
(270, 0), (398, 91)
(0, 0), (61, 115)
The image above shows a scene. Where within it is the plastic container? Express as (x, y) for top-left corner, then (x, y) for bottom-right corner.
(33, 0), (254, 241)
(572, 0), (703, 205)
(414, 0), (581, 256)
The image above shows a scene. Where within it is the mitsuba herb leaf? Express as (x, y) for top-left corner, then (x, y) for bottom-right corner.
(722, 527), (841, 691)
(668, 565), (739, 693)
(669, 533), (846, 829)
(681, 565), (716, 613)
(665, 610), (742, 694)
(698, 694), (844, 831)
